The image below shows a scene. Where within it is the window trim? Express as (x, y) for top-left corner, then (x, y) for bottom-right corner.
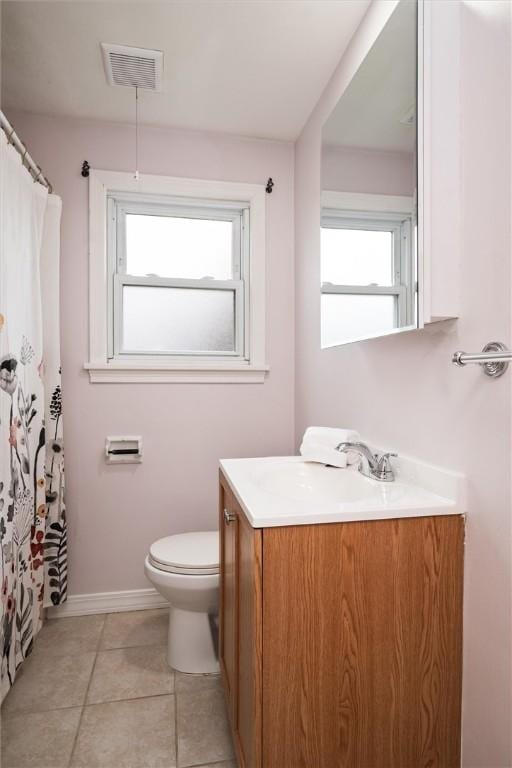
(321, 209), (414, 329)
(110, 193), (245, 277)
(86, 170), (268, 383)
(320, 191), (416, 347)
(107, 193), (248, 360)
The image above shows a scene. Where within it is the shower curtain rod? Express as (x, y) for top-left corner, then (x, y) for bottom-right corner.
(0, 109), (53, 193)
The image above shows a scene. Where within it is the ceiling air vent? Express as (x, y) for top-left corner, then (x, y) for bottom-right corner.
(101, 43), (163, 91)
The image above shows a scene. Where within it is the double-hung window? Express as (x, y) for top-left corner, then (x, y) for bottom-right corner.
(321, 208), (415, 347)
(108, 195), (248, 359)
(87, 171), (266, 383)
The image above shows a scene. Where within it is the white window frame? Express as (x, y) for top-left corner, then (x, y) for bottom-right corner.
(321, 191), (416, 345)
(86, 170), (268, 383)
(108, 194), (248, 360)
(321, 210), (414, 329)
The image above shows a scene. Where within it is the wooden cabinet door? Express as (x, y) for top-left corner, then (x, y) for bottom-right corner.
(219, 474), (263, 768)
(233, 500), (262, 768)
(262, 516), (464, 768)
(219, 480), (238, 728)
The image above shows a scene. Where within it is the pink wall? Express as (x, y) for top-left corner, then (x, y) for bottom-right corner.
(10, 110), (295, 596)
(9, 0), (511, 762)
(321, 143), (414, 195)
(295, 1), (511, 766)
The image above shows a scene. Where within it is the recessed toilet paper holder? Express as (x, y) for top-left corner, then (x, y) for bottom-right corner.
(105, 436), (143, 464)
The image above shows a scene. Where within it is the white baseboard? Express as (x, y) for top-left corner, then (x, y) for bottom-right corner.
(46, 588), (168, 618)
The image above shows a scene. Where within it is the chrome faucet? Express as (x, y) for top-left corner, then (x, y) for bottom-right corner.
(335, 441), (397, 482)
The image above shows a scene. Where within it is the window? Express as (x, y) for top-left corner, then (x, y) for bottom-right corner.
(321, 208), (415, 347)
(87, 171), (267, 382)
(109, 196), (248, 358)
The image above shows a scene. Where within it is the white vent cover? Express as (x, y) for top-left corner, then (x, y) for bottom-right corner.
(101, 43), (163, 91)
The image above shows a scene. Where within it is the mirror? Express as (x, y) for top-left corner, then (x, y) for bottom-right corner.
(321, 0), (418, 348)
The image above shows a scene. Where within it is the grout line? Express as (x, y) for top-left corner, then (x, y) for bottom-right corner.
(181, 758), (235, 768)
(66, 665), (96, 768)
(3, 691), (178, 721)
(97, 612), (108, 648)
(189, 763), (235, 768)
(96, 641), (168, 651)
(65, 704), (84, 768)
(95, 642), (169, 656)
(95, 613), (108, 653)
(84, 691), (176, 707)
(174, 684), (179, 768)
(66, 617), (108, 768)
(1, 703), (82, 720)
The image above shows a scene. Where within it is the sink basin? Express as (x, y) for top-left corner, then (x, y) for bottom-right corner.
(219, 455), (464, 528)
(255, 461), (383, 504)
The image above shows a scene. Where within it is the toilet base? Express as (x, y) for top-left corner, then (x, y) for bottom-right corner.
(168, 606), (220, 674)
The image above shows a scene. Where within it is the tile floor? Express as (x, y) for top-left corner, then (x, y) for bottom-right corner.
(1, 609), (236, 768)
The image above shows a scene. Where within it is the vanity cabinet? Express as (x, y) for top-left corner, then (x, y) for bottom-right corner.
(219, 471), (464, 768)
(219, 477), (262, 768)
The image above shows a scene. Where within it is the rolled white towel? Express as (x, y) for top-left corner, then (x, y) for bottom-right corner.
(299, 426), (361, 468)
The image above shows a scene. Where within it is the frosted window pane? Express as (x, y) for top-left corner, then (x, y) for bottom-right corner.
(122, 286), (235, 353)
(321, 294), (396, 347)
(321, 228), (393, 286)
(126, 214), (233, 279)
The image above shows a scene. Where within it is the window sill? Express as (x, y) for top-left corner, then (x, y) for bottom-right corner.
(84, 361), (269, 384)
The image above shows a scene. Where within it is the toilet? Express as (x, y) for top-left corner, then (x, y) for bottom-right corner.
(144, 531), (220, 674)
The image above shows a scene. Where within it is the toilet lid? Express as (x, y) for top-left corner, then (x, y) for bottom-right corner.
(149, 531), (219, 575)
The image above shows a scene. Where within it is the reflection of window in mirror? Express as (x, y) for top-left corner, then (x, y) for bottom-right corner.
(321, 199), (416, 348)
(320, 0), (419, 348)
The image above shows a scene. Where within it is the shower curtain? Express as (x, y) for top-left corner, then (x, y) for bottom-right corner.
(40, 196), (67, 611)
(0, 129), (66, 700)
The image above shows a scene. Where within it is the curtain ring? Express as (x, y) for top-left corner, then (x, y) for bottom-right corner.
(34, 164), (52, 193)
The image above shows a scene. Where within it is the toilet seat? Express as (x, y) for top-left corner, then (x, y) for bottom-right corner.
(149, 531), (219, 576)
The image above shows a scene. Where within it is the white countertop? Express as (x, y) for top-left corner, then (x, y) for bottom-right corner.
(219, 455), (466, 528)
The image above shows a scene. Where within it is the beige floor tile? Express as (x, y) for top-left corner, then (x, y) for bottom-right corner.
(35, 614), (105, 657)
(1, 707), (82, 768)
(87, 645), (174, 704)
(177, 686), (234, 768)
(1, 650), (95, 715)
(175, 671), (221, 695)
(70, 695), (176, 768)
(191, 763), (236, 768)
(100, 609), (168, 650)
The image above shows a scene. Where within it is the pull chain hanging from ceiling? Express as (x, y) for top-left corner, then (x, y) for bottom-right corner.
(134, 86), (139, 181)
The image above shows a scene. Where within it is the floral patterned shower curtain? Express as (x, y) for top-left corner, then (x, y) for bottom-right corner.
(40, 197), (67, 610)
(0, 129), (66, 700)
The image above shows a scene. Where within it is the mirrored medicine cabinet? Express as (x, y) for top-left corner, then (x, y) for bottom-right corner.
(321, 0), (420, 348)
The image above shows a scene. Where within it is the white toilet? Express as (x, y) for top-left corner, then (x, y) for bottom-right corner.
(144, 531), (220, 674)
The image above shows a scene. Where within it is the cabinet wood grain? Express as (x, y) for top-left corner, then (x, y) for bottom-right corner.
(262, 516), (463, 768)
(219, 481), (237, 726)
(236, 506), (262, 768)
(219, 474), (262, 768)
(219, 472), (464, 768)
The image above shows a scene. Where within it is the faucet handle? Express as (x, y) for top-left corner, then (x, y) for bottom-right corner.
(374, 452), (397, 482)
